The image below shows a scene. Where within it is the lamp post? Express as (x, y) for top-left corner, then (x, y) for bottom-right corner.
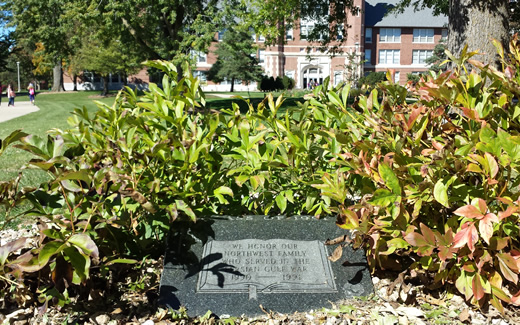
(16, 61), (20, 92)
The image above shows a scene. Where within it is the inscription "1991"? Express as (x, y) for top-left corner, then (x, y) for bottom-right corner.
(196, 239), (337, 297)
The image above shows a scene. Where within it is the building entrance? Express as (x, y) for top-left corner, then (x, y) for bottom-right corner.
(302, 67), (323, 89)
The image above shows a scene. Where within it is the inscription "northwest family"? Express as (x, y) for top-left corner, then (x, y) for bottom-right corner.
(196, 239), (337, 299)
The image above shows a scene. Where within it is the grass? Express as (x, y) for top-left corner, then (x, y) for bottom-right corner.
(0, 91), (116, 184)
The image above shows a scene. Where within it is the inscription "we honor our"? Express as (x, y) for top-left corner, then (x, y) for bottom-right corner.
(196, 239), (337, 299)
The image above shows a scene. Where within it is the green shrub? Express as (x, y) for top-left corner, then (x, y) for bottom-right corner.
(4, 37), (520, 313)
(258, 74), (294, 91)
(318, 40), (520, 311)
(358, 71), (386, 89)
(282, 75), (295, 90)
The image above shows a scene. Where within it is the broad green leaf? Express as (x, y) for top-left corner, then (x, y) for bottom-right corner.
(433, 179), (449, 207)
(105, 258), (138, 265)
(275, 193), (287, 213)
(369, 189), (398, 207)
(214, 186), (233, 197)
(68, 234), (99, 258)
(39, 241), (65, 266)
(378, 163), (401, 195)
(175, 199), (197, 221)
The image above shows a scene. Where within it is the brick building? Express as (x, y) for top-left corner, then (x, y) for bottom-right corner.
(63, 0), (447, 91)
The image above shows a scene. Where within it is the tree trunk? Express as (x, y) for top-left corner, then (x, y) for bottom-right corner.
(230, 77), (235, 92)
(448, 0), (510, 68)
(51, 62), (64, 92)
(72, 74), (78, 91)
(102, 75), (109, 96)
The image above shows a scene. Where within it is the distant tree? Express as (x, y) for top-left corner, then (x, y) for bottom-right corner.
(0, 35), (12, 72)
(245, 0), (359, 55)
(95, 0), (239, 68)
(207, 29), (263, 92)
(75, 36), (141, 96)
(358, 71), (386, 89)
(2, 0), (86, 91)
(425, 41), (447, 73)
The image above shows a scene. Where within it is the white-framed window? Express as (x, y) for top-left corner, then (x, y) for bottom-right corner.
(193, 70), (207, 82)
(412, 50), (433, 64)
(286, 28), (293, 41)
(365, 49), (372, 64)
(379, 28), (401, 43)
(337, 24), (344, 40)
(258, 49), (265, 63)
(365, 28), (372, 43)
(258, 35), (265, 42)
(285, 70), (295, 79)
(334, 71), (343, 86)
(379, 49), (400, 65)
(218, 30), (226, 41)
(192, 50), (206, 63)
(300, 19), (325, 40)
(394, 71), (400, 83)
(441, 29), (448, 40)
(413, 29), (434, 43)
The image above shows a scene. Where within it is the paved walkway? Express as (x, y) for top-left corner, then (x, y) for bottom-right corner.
(0, 101), (40, 123)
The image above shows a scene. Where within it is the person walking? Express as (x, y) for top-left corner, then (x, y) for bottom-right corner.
(7, 84), (15, 107)
(28, 83), (35, 105)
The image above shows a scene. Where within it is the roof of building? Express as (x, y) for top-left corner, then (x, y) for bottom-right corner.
(364, 0), (448, 28)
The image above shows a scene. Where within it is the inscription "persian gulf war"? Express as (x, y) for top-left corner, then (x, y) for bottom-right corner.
(196, 239), (337, 299)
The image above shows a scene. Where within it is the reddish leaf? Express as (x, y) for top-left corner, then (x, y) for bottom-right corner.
(498, 206), (517, 220)
(453, 222), (478, 252)
(472, 273), (486, 301)
(497, 197), (514, 205)
(406, 107), (423, 131)
(512, 291), (520, 306)
(434, 228), (454, 246)
(420, 223), (436, 246)
(454, 205), (483, 219)
(461, 107), (480, 120)
(438, 246), (454, 261)
(479, 213), (498, 244)
(417, 245), (434, 256)
(432, 140), (444, 150)
(477, 199), (488, 214)
(497, 253), (519, 284)
(421, 149), (436, 156)
(403, 232), (428, 247)
(420, 165), (428, 177)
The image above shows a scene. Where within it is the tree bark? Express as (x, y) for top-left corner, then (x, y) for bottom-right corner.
(230, 77), (235, 92)
(72, 74), (78, 91)
(51, 61), (64, 92)
(448, 0), (510, 68)
(102, 75), (109, 96)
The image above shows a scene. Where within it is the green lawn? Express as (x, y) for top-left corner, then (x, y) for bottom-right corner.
(0, 91), (116, 184)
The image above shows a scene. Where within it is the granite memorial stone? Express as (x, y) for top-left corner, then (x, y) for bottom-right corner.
(159, 215), (373, 316)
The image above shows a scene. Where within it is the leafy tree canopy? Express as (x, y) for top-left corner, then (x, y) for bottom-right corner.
(207, 28), (263, 91)
(244, 0), (358, 54)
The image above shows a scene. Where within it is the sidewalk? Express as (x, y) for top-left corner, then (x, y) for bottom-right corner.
(0, 101), (40, 123)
